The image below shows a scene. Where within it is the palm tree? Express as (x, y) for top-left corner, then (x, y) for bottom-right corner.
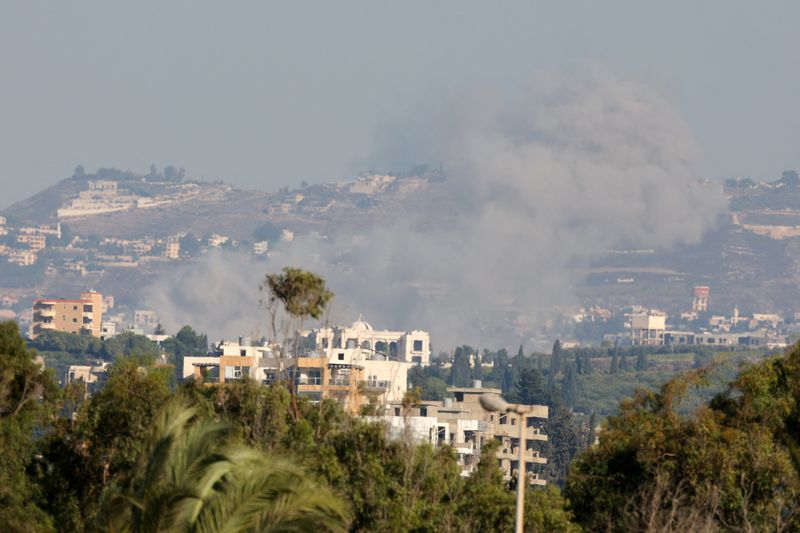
(96, 400), (349, 532)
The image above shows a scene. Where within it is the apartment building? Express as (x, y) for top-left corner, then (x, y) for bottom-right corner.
(185, 337), (411, 413)
(373, 383), (548, 483)
(31, 290), (103, 339)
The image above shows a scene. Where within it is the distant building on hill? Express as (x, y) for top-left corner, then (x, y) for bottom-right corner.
(31, 290), (103, 339)
(629, 312), (666, 346)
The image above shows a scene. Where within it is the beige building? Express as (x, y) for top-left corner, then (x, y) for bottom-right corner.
(186, 337), (411, 413)
(31, 290), (103, 339)
(7, 249), (37, 266)
(164, 239), (180, 259)
(629, 313), (666, 346)
(17, 233), (47, 252)
(374, 384), (548, 483)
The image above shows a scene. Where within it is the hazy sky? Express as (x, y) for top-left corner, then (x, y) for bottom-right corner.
(2, 1), (799, 207)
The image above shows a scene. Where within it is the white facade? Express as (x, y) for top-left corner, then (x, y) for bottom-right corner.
(629, 313), (666, 346)
(309, 318), (430, 364)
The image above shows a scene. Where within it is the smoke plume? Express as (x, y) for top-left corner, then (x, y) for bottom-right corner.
(146, 70), (725, 349)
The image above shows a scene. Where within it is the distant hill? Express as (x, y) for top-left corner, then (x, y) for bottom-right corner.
(5, 167), (800, 329)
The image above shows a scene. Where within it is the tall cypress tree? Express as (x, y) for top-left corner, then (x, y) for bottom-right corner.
(587, 411), (597, 446)
(550, 339), (563, 378)
(610, 351), (619, 374)
(582, 352), (593, 375)
(563, 364), (578, 409)
(635, 349), (649, 372)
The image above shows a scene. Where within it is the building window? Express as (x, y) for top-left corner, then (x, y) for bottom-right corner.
(322, 338), (329, 349)
(413, 339), (423, 351)
(240, 349), (247, 356)
(338, 352), (345, 361)
(73, 305), (78, 311)
(346, 338), (357, 349)
(420, 407), (428, 417)
(72, 318), (78, 323)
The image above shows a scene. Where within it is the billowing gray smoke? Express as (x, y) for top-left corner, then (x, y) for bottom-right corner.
(146, 70), (725, 349)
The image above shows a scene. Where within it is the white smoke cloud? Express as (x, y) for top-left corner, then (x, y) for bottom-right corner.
(145, 69), (725, 349)
(143, 250), (267, 340)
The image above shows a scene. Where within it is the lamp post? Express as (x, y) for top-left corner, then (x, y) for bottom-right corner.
(480, 393), (529, 533)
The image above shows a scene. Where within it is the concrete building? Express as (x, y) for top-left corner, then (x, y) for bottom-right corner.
(17, 233), (47, 252)
(629, 313), (666, 346)
(100, 321), (117, 339)
(164, 239), (180, 259)
(373, 384), (548, 483)
(253, 241), (269, 255)
(31, 290), (103, 339)
(692, 286), (710, 313)
(185, 335), (412, 413)
(7, 249), (37, 266)
(308, 317), (431, 364)
(293, 347), (413, 412)
(184, 338), (279, 384)
(133, 309), (159, 331)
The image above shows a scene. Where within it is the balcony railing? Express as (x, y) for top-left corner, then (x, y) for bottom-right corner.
(359, 379), (390, 390)
(328, 377), (351, 387)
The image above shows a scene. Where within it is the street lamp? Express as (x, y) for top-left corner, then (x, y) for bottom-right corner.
(479, 393), (530, 533)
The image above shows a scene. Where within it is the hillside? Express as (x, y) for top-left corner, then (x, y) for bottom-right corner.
(4, 167), (800, 340)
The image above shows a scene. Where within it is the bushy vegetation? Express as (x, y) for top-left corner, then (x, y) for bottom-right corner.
(6, 316), (800, 531)
(2, 321), (579, 532)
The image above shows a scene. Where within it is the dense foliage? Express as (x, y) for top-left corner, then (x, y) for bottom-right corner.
(2, 322), (578, 532)
(6, 316), (800, 532)
(566, 344), (800, 531)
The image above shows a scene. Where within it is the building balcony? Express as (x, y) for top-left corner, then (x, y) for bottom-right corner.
(358, 379), (390, 393)
(35, 306), (55, 317)
(493, 424), (548, 441)
(35, 322), (56, 331)
(328, 377), (352, 387)
(496, 448), (547, 465)
(529, 473), (547, 486)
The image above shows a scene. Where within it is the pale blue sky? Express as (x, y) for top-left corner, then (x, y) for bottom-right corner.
(2, 1), (799, 207)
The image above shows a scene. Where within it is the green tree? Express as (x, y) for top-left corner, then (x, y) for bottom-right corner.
(449, 347), (471, 387)
(565, 354), (800, 532)
(562, 365), (578, 409)
(100, 331), (160, 360)
(549, 340), (563, 383)
(0, 321), (59, 532)
(515, 368), (546, 406)
(635, 348), (649, 371)
(261, 267), (333, 358)
(37, 355), (174, 530)
(96, 400), (349, 532)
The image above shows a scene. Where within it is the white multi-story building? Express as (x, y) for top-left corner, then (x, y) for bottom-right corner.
(308, 317), (431, 364)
